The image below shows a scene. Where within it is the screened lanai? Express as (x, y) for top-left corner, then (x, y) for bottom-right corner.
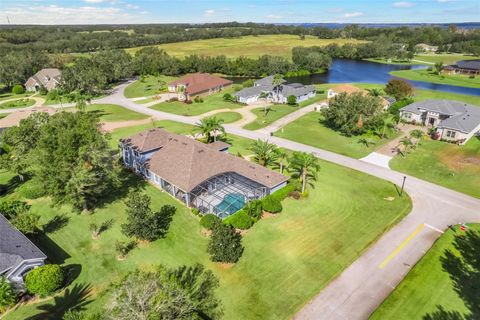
(189, 172), (268, 218)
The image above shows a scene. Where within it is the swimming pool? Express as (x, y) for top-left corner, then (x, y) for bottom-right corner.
(214, 193), (245, 218)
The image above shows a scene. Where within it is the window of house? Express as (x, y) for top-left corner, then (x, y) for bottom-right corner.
(404, 113), (412, 119)
(446, 130), (456, 138)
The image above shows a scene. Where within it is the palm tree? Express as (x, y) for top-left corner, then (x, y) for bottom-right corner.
(194, 116), (225, 143)
(288, 152), (320, 193)
(409, 129), (424, 146)
(358, 137), (375, 148)
(275, 150), (288, 173)
(272, 74), (284, 103)
(399, 137), (413, 157)
(249, 139), (279, 167)
(367, 88), (383, 97)
(209, 116), (225, 142)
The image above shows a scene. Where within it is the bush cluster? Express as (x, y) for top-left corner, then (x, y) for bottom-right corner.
(194, 96), (204, 103)
(11, 84), (25, 94)
(25, 264), (64, 297)
(261, 195), (283, 213)
(270, 183), (296, 201)
(208, 221), (243, 263)
(200, 214), (221, 230)
(223, 210), (253, 230)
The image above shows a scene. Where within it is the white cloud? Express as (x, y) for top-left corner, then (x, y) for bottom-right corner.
(126, 3), (139, 9)
(204, 9), (215, 17)
(83, 0), (105, 3)
(393, 2), (415, 8)
(265, 14), (283, 19)
(437, 0), (456, 2)
(342, 12), (363, 18)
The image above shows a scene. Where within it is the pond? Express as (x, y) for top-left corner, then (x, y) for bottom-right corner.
(229, 59), (480, 97)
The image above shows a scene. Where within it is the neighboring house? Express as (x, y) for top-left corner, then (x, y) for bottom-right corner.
(400, 99), (480, 144)
(327, 84), (392, 109)
(167, 73), (232, 101)
(0, 214), (46, 287)
(120, 128), (288, 218)
(25, 68), (61, 92)
(414, 43), (438, 53)
(442, 60), (480, 75)
(234, 75), (316, 104)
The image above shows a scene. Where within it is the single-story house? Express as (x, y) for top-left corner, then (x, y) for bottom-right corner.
(414, 43), (438, 53)
(0, 214), (46, 287)
(442, 60), (480, 75)
(400, 99), (480, 144)
(234, 75), (316, 104)
(120, 128), (288, 218)
(25, 68), (61, 92)
(327, 84), (392, 109)
(167, 73), (232, 101)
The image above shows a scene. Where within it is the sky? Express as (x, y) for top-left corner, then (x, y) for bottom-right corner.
(1, 0), (479, 25)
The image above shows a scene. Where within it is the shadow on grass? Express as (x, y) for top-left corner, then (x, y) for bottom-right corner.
(26, 283), (92, 320)
(42, 214), (70, 234)
(33, 233), (71, 265)
(422, 229), (480, 320)
(0, 173), (31, 197)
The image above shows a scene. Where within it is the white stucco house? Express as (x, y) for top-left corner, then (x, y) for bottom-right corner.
(400, 99), (480, 144)
(25, 68), (61, 92)
(234, 75), (316, 105)
(0, 214), (46, 288)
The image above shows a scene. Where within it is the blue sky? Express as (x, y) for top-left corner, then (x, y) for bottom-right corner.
(1, 0), (479, 25)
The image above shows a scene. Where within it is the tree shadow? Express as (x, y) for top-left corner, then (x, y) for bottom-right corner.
(0, 174), (25, 197)
(63, 264), (82, 287)
(33, 233), (71, 265)
(42, 214), (70, 234)
(26, 283), (92, 320)
(422, 229), (480, 320)
(99, 218), (115, 235)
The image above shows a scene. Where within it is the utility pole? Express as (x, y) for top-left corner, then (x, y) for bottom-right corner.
(400, 176), (406, 196)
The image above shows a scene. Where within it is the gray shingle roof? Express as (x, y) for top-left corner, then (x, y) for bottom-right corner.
(400, 99), (480, 133)
(455, 60), (480, 71)
(254, 75), (286, 87)
(235, 76), (315, 99)
(0, 214), (46, 274)
(278, 83), (316, 98)
(234, 86), (268, 99)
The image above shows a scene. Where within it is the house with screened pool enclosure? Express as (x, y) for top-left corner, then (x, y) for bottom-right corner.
(120, 129), (288, 218)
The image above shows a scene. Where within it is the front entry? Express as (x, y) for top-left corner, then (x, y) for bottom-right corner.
(428, 117), (436, 126)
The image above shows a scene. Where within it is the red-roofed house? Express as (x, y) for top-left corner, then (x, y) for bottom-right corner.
(168, 73), (232, 101)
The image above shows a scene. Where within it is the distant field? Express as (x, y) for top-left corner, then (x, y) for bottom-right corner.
(125, 35), (367, 59)
(366, 54), (478, 66)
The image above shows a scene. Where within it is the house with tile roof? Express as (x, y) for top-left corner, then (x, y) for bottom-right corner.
(400, 99), (480, 144)
(0, 214), (46, 286)
(234, 75), (316, 105)
(25, 68), (61, 92)
(120, 128), (288, 218)
(167, 73), (232, 101)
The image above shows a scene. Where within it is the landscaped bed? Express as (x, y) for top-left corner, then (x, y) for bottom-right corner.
(149, 89), (242, 116)
(390, 137), (480, 199)
(5, 120), (412, 320)
(0, 98), (35, 109)
(371, 224), (479, 319)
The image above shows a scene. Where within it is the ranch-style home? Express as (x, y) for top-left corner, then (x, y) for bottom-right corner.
(234, 75), (316, 104)
(400, 99), (480, 144)
(0, 214), (46, 288)
(167, 73), (232, 101)
(442, 60), (480, 75)
(25, 68), (61, 92)
(120, 129), (288, 218)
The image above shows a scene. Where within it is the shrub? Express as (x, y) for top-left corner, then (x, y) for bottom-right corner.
(17, 177), (46, 199)
(25, 264), (64, 297)
(0, 200), (29, 220)
(242, 79), (254, 88)
(287, 95), (297, 105)
(233, 84), (242, 92)
(38, 86), (48, 95)
(194, 96), (204, 103)
(243, 200), (263, 221)
(200, 214), (221, 230)
(223, 210), (253, 230)
(262, 195), (283, 213)
(191, 208), (200, 216)
(208, 221), (243, 263)
(270, 183), (296, 201)
(11, 84), (25, 95)
(223, 93), (233, 101)
(185, 100), (193, 104)
(288, 191), (301, 200)
(0, 276), (16, 312)
(168, 97), (178, 102)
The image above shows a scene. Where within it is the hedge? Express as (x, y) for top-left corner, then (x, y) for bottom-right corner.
(270, 183), (296, 201)
(262, 195), (283, 213)
(223, 210), (254, 230)
(200, 214), (221, 230)
(25, 264), (64, 297)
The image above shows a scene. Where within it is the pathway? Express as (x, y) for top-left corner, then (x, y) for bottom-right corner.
(5, 81), (480, 319)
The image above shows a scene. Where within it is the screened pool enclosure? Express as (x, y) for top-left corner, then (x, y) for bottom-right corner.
(189, 172), (268, 218)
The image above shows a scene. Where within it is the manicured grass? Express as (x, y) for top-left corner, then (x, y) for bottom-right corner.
(0, 98), (35, 109)
(275, 112), (399, 159)
(86, 104), (149, 122)
(208, 111), (242, 124)
(5, 120), (412, 320)
(243, 94), (326, 131)
(124, 75), (176, 98)
(390, 69), (480, 89)
(0, 92), (31, 102)
(366, 54), (478, 66)
(370, 224), (478, 320)
(149, 89), (242, 116)
(390, 137), (480, 199)
(126, 35), (367, 59)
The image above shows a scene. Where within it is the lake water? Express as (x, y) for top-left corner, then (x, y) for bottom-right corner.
(230, 59), (480, 97)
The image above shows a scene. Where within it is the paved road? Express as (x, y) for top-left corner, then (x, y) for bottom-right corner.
(17, 82), (480, 319)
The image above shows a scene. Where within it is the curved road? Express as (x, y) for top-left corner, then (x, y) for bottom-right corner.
(35, 83), (480, 319)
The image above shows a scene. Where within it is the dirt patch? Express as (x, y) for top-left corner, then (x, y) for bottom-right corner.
(237, 229), (249, 235)
(136, 239), (151, 248)
(218, 263), (234, 269)
(201, 228), (212, 237)
(384, 196), (395, 201)
(439, 145), (480, 172)
(262, 211), (278, 219)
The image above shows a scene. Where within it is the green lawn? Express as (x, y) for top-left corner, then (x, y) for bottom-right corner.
(125, 35), (367, 60)
(243, 94), (326, 131)
(149, 89), (242, 116)
(390, 69), (480, 89)
(209, 111), (242, 124)
(86, 104), (149, 122)
(0, 98), (36, 109)
(365, 54), (478, 66)
(5, 120), (412, 320)
(274, 112), (399, 159)
(390, 137), (480, 199)
(0, 92), (31, 102)
(370, 224), (479, 320)
(124, 75), (176, 98)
